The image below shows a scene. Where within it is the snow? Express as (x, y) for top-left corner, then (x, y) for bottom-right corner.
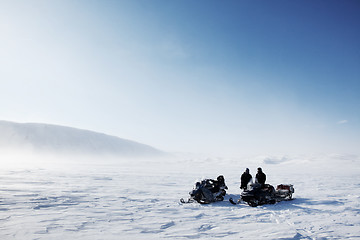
(1, 153), (359, 239)
(0, 120), (163, 157)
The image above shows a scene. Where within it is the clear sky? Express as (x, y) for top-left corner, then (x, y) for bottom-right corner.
(1, 0), (359, 156)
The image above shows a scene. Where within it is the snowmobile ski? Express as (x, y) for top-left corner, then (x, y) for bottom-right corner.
(229, 198), (244, 205)
(180, 198), (194, 204)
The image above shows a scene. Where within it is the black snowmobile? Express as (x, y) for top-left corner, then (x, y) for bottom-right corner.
(181, 175), (228, 204)
(239, 183), (294, 207)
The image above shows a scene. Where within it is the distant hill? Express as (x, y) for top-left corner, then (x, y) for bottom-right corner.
(0, 120), (164, 157)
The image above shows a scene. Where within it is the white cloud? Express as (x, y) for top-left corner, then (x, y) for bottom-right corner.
(337, 120), (348, 124)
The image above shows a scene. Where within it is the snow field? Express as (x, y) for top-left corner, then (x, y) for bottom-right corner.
(0, 154), (359, 239)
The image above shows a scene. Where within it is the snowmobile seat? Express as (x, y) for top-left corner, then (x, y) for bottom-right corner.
(263, 184), (275, 192)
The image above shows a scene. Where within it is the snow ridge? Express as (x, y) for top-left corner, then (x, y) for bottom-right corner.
(0, 120), (163, 157)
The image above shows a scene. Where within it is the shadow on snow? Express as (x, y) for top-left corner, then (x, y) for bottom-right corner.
(182, 194), (342, 212)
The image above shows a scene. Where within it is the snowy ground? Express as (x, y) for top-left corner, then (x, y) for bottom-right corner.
(1, 153), (360, 239)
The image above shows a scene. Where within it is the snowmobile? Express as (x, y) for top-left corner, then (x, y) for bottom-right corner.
(238, 183), (294, 207)
(181, 175), (228, 204)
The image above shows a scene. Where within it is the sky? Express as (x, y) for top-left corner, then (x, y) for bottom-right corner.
(1, 0), (359, 156)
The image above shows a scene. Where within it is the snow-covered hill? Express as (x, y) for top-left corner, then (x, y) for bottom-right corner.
(0, 120), (163, 157)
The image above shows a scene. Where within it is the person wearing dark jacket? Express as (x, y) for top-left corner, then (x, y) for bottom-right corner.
(240, 168), (252, 190)
(212, 175), (228, 193)
(255, 167), (266, 188)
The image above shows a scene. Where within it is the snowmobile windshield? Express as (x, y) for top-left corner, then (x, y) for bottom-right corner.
(248, 182), (261, 191)
(246, 178), (254, 190)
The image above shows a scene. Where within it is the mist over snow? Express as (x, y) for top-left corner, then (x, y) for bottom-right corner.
(0, 120), (164, 158)
(0, 122), (359, 239)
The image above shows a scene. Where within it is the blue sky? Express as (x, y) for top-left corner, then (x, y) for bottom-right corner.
(1, 0), (359, 156)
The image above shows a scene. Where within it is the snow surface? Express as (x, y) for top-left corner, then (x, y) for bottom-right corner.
(0, 153), (360, 239)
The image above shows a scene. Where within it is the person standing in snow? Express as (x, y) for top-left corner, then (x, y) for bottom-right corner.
(255, 167), (266, 188)
(240, 168), (252, 190)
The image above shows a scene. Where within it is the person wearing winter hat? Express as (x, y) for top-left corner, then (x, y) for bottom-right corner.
(240, 168), (252, 190)
(255, 167), (266, 188)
